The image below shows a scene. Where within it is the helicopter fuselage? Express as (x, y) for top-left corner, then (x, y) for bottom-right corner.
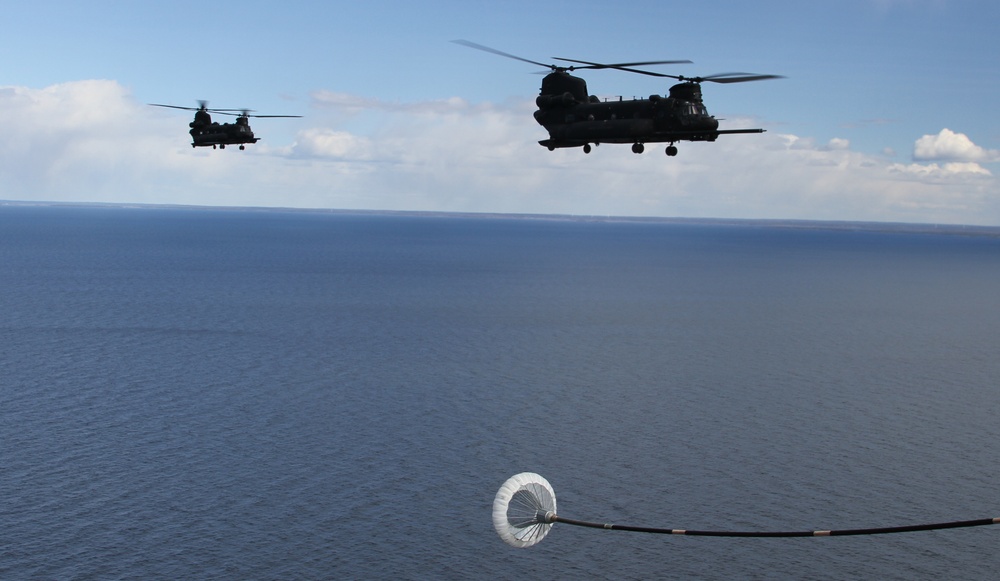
(149, 102), (300, 151)
(189, 112), (258, 149)
(451, 41), (778, 156)
(531, 72), (763, 154)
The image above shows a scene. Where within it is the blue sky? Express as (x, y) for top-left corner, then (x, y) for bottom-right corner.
(2, 0), (998, 224)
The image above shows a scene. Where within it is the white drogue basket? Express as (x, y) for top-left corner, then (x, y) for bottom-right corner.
(492, 472), (557, 548)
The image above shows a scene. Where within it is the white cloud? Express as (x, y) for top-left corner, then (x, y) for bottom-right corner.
(0, 80), (289, 205)
(826, 138), (851, 151)
(1, 80), (998, 225)
(890, 161), (992, 178)
(287, 128), (374, 160)
(913, 128), (1000, 163)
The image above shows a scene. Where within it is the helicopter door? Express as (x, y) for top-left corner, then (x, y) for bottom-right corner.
(651, 98), (672, 131)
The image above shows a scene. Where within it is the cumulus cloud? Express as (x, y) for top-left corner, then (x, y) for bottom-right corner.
(1, 80), (998, 225)
(913, 128), (1000, 163)
(287, 128), (374, 160)
(0, 80), (298, 205)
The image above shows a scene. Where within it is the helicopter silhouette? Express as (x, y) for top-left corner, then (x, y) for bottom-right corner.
(453, 40), (782, 156)
(149, 102), (301, 150)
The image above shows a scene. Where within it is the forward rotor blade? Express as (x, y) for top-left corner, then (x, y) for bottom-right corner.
(149, 103), (200, 112)
(149, 103), (300, 118)
(553, 57), (692, 70)
(552, 58), (686, 78)
(452, 39), (556, 70)
(211, 111), (302, 118)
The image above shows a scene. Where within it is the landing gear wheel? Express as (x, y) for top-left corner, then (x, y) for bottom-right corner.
(632, 143), (645, 154)
(239, 145), (245, 151)
(666, 145), (678, 157)
(583, 143), (591, 154)
(220, 144), (226, 149)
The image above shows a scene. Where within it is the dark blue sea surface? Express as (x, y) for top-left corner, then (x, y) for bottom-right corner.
(2, 205), (999, 579)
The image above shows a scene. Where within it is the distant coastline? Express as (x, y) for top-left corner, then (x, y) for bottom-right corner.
(3, 199), (1000, 238)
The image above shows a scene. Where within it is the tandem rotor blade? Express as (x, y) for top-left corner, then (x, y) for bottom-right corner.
(551, 59), (783, 84)
(148, 103), (201, 112)
(553, 57), (692, 72)
(207, 110), (302, 118)
(452, 39), (558, 71)
(696, 72), (785, 83)
(454, 41), (691, 75)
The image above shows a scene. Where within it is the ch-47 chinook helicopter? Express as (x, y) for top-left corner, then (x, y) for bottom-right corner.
(149, 101), (301, 150)
(453, 40), (782, 156)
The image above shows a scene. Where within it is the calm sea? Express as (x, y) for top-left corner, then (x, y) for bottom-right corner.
(2, 205), (999, 580)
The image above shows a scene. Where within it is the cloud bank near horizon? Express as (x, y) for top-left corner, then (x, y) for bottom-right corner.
(1, 79), (997, 225)
(913, 128), (1000, 163)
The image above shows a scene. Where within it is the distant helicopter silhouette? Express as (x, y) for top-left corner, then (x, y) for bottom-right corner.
(150, 101), (301, 150)
(454, 40), (782, 156)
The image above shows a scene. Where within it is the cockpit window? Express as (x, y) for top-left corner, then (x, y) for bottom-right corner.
(685, 103), (707, 116)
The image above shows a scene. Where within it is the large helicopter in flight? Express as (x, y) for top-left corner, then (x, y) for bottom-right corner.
(149, 101), (301, 150)
(453, 40), (782, 157)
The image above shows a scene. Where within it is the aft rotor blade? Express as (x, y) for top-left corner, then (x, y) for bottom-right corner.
(699, 72), (785, 83)
(452, 39), (557, 70)
(573, 66), (783, 83)
(646, 71), (784, 83)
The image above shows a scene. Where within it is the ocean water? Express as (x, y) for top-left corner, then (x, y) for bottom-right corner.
(2, 205), (999, 580)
